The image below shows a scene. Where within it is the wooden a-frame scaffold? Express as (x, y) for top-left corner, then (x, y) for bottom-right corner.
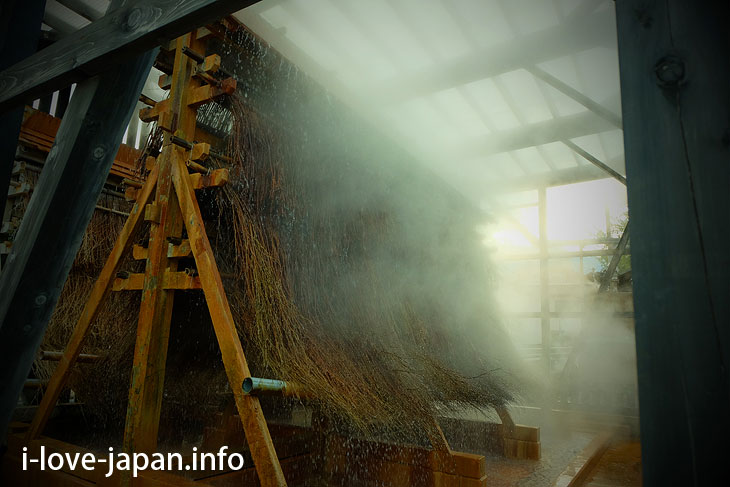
(22, 29), (288, 487)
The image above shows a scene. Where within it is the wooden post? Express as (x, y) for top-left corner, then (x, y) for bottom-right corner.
(0, 0), (46, 232)
(616, 0), (730, 484)
(122, 32), (198, 456)
(171, 152), (287, 487)
(122, 143), (182, 456)
(538, 186), (550, 379)
(0, 48), (158, 444)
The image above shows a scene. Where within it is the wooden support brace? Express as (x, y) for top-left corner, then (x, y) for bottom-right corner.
(144, 203), (161, 223)
(25, 165), (159, 441)
(191, 142), (211, 162)
(158, 73), (172, 90)
(132, 239), (193, 260)
(126, 166), (229, 202)
(139, 99), (171, 123)
(112, 271), (201, 291)
(170, 149), (287, 487)
(187, 78), (237, 107)
(201, 54), (221, 74)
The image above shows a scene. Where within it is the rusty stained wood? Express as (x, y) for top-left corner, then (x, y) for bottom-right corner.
(123, 143), (183, 458)
(132, 239), (192, 260)
(171, 149), (287, 487)
(122, 31), (200, 458)
(125, 168), (228, 201)
(25, 164), (159, 441)
(111, 271), (201, 291)
(189, 168), (229, 188)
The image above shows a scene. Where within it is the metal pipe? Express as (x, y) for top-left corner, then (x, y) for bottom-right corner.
(95, 205), (130, 217)
(181, 46), (205, 63)
(139, 93), (157, 106)
(242, 377), (310, 399)
(170, 135), (232, 165)
(41, 351), (101, 363)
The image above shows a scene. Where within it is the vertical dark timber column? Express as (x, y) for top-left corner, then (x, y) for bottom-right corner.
(0, 47), (158, 444)
(0, 0), (46, 235)
(616, 0), (730, 484)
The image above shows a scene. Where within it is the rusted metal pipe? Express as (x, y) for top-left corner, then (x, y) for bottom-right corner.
(242, 377), (310, 399)
(170, 135), (231, 164)
(138, 93), (157, 106)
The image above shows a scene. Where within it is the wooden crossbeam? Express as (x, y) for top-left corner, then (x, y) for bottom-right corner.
(0, 0), (262, 112)
(486, 163), (614, 193)
(132, 240), (193, 260)
(112, 271), (202, 291)
(125, 168), (229, 200)
(455, 111), (616, 160)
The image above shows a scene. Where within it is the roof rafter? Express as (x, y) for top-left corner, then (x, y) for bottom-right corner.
(455, 110), (616, 159)
(370, 11), (615, 104)
(488, 163), (616, 193)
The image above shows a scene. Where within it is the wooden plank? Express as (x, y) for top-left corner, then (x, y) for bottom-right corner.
(132, 240), (193, 260)
(0, 0), (264, 112)
(503, 438), (541, 461)
(16, 108), (144, 181)
(457, 110), (616, 160)
(450, 451), (485, 479)
(189, 169), (229, 189)
(554, 430), (614, 487)
(615, 1), (730, 484)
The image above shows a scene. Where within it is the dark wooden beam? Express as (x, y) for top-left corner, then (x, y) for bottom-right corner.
(0, 48), (157, 444)
(616, 0), (730, 484)
(0, 0), (262, 112)
(371, 11), (615, 104)
(0, 0), (47, 232)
